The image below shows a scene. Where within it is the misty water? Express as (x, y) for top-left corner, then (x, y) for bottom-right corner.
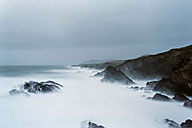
(0, 66), (191, 128)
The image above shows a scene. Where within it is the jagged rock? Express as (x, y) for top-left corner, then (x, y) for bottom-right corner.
(183, 100), (192, 108)
(173, 94), (189, 102)
(153, 56), (192, 96)
(151, 93), (172, 101)
(146, 81), (158, 90)
(9, 89), (30, 96)
(22, 81), (63, 93)
(88, 122), (105, 128)
(181, 119), (192, 128)
(80, 121), (105, 128)
(164, 119), (180, 128)
(80, 45), (192, 96)
(101, 66), (135, 85)
(9, 81), (63, 95)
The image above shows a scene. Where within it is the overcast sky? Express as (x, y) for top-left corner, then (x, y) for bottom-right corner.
(0, 0), (192, 65)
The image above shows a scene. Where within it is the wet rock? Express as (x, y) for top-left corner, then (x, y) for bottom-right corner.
(9, 89), (30, 96)
(81, 121), (105, 128)
(22, 81), (63, 93)
(183, 100), (192, 108)
(173, 94), (189, 102)
(88, 122), (105, 128)
(130, 86), (139, 91)
(152, 93), (172, 101)
(9, 81), (63, 95)
(101, 66), (135, 85)
(164, 119), (180, 128)
(181, 119), (192, 128)
(153, 57), (192, 96)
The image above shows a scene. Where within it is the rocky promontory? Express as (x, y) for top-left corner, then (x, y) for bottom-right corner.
(80, 45), (192, 96)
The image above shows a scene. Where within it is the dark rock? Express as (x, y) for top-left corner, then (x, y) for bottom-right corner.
(9, 89), (30, 96)
(153, 56), (192, 96)
(164, 119), (180, 128)
(88, 122), (105, 128)
(184, 100), (192, 108)
(22, 81), (63, 93)
(101, 66), (135, 85)
(152, 93), (172, 101)
(130, 86), (139, 91)
(9, 81), (63, 95)
(146, 81), (158, 90)
(173, 94), (189, 102)
(181, 119), (192, 128)
(80, 121), (105, 128)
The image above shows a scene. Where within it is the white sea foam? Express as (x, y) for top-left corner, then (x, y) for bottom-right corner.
(0, 67), (191, 128)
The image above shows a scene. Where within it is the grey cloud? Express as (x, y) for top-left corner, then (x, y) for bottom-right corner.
(0, 0), (192, 64)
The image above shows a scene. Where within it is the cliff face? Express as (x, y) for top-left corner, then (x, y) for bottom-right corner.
(80, 44), (192, 96)
(118, 45), (192, 79)
(153, 56), (192, 96)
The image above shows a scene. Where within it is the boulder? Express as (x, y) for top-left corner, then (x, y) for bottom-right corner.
(181, 119), (192, 128)
(101, 66), (135, 85)
(152, 93), (172, 101)
(183, 100), (192, 108)
(173, 94), (189, 102)
(164, 119), (180, 128)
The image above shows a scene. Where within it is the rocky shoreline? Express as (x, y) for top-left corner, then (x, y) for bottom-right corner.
(78, 44), (192, 127)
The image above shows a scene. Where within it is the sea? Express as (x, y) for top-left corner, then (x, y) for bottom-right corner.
(0, 65), (191, 128)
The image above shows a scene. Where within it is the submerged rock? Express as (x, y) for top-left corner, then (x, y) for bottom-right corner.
(164, 119), (180, 128)
(101, 66), (135, 85)
(9, 89), (30, 96)
(173, 94), (189, 102)
(81, 121), (105, 128)
(183, 100), (192, 109)
(151, 93), (172, 101)
(181, 119), (192, 128)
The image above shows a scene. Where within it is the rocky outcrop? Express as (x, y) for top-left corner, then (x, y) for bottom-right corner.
(151, 93), (172, 101)
(181, 119), (192, 128)
(118, 45), (192, 80)
(80, 121), (105, 128)
(9, 81), (63, 95)
(164, 119), (180, 128)
(173, 94), (189, 102)
(22, 81), (63, 93)
(80, 45), (192, 96)
(153, 57), (192, 96)
(164, 119), (192, 128)
(101, 66), (135, 85)
(183, 100), (192, 109)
